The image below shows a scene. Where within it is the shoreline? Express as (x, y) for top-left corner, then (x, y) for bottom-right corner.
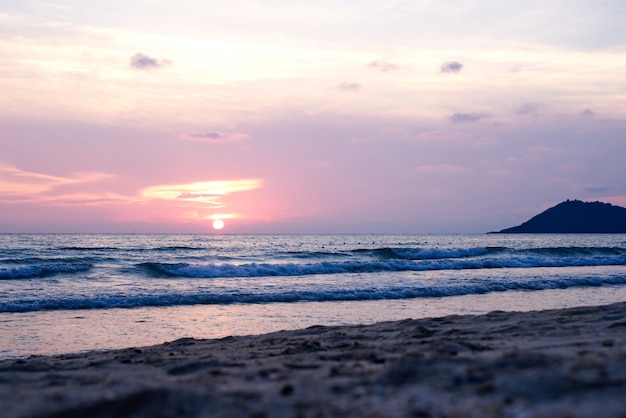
(4, 284), (626, 360)
(2, 302), (626, 417)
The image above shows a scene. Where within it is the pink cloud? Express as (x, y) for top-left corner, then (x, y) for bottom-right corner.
(337, 82), (362, 91)
(0, 164), (117, 203)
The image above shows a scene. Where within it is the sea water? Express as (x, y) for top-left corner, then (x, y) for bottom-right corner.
(1, 233), (626, 358)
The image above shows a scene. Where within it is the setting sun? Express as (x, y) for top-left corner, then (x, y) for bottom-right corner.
(212, 219), (225, 230)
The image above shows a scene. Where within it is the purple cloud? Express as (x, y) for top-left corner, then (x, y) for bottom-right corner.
(581, 108), (595, 117)
(337, 82), (362, 91)
(180, 132), (250, 142)
(449, 112), (489, 123)
(440, 61), (463, 73)
(516, 102), (544, 115)
(583, 186), (611, 194)
(367, 59), (399, 72)
(130, 53), (170, 70)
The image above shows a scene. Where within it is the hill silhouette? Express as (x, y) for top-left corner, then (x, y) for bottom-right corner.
(495, 200), (626, 233)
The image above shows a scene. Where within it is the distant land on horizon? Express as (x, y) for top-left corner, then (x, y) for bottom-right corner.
(493, 200), (626, 233)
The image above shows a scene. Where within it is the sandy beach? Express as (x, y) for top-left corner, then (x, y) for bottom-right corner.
(2, 302), (626, 418)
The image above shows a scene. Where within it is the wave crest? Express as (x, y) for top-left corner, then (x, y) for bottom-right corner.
(3, 272), (625, 313)
(0, 263), (92, 280)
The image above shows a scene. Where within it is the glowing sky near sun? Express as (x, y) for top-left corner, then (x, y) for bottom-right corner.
(1, 1), (625, 232)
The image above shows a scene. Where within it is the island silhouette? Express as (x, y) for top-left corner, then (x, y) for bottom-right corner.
(494, 199), (626, 233)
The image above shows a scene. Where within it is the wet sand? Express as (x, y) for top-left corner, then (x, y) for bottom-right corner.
(2, 302), (626, 417)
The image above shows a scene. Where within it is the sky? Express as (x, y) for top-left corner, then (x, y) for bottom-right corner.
(1, 0), (625, 233)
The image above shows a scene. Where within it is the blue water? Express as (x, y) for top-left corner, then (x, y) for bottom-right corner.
(1, 233), (626, 357)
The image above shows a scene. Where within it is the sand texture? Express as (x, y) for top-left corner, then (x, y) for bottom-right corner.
(2, 302), (626, 417)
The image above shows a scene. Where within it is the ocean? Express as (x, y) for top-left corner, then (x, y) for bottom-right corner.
(2, 233), (626, 358)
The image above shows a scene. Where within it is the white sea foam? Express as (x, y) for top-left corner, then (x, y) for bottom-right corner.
(0, 233), (624, 313)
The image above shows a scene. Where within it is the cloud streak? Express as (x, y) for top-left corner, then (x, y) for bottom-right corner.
(414, 164), (466, 173)
(180, 132), (251, 143)
(0, 165), (131, 211)
(337, 82), (361, 91)
(367, 59), (399, 72)
(0, 163), (264, 226)
(140, 179), (263, 204)
(139, 179), (263, 223)
(0, 165), (115, 200)
(449, 112), (489, 123)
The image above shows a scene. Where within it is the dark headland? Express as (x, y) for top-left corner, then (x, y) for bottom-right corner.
(493, 199), (626, 233)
